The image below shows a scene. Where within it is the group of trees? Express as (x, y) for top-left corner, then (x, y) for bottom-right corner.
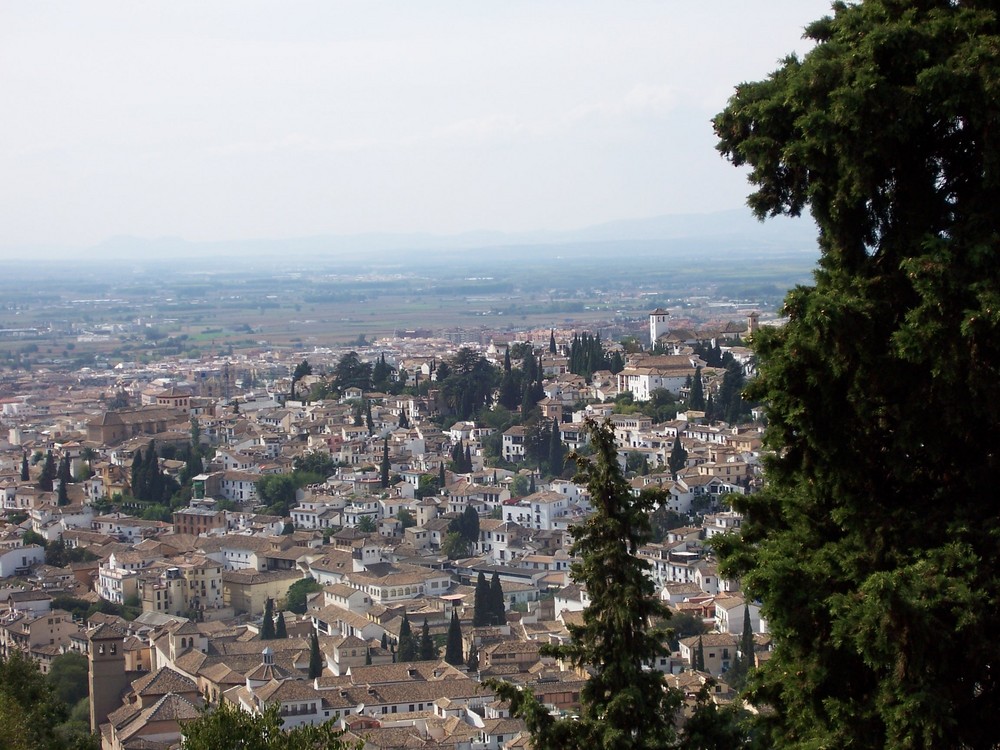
(442, 505), (480, 559)
(568, 332), (623, 379)
(0, 650), (97, 750)
(128, 440), (185, 506)
(473, 571), (506, 627)
(396, 613), (438, 662)
(260, 598), (288, 640)
(523, 419), (566, 477)
(437, 348), (498, 421)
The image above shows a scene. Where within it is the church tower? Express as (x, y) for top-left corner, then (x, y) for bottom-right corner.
(88, 622), (132, 733)
(649, 308), (669, 347)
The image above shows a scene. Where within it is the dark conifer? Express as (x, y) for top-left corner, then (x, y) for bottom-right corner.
(445, 610), (464, 666)
(419, 618), (436, 661)
(398, 613), (417, 662)
(473, 572), (490, 627)
(260, 598), (275, 640)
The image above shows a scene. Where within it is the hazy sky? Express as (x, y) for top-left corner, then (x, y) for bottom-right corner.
(1, 1), (831, 249)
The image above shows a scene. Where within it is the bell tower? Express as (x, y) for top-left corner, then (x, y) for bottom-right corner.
(88, 622), (131, 733)
(649, 308), (669, 347)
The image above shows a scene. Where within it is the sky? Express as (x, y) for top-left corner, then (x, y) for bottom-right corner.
(0, 1), (832, 251)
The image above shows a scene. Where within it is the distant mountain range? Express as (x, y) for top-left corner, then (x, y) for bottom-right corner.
(7, 209), (820, 266)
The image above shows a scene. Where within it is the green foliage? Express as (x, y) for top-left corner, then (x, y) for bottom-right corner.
(418, 618), (437, 661)
(445, 610), (464, 665)
(293, 452), (338, 477)
(256, 474), (299, 517)
(688, 366), (705, 411)
(275, 611), (287, 638)
(0, 650), (97, 750)
(488, 572), (505, 627)
(397, 508), (416, 528)
(397, 613), (417, 662)
(308, 631), (323, 679)
(441, 531), (471, 560)
(22, 528), (46, 547)
(332, 351), (372, 394)
(473, 571), (491, 627)
(181, 700), (356, 750)
(568, 332), (611, 380)
(489, 419), (678, 750)
(284, 576), (323, 615)
(668, 436), (688, 479)
(712, 2), (1000, 747)
(356, 515), (376, 533)
(438, 348), (498, 421)
(46, 652), (89, 708)
(260, 597), (275, 640)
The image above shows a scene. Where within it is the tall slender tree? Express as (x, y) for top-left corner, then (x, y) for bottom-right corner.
(274, 611), (287, 639)
(489, 572), (505, 626)
(260, 598), (275, 640)
(445, 611), (464, 666)
(397, 613), (417, 662)
(419, 618), (436, 661)
(488, 420), (678, 749)
(308, 631), (323, 678)
(473, 572), (490, 627)
(380, 438), (390, 488)
(19, 452), (29, 482)
(39, 450), (56, 492)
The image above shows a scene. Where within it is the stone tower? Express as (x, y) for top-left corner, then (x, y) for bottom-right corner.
(746, 310), (760, 336)
(88, 622), (132, 733)
(649, 308), (669, 347)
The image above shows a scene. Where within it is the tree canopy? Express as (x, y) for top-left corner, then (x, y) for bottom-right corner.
(713, 2), (1000, 748)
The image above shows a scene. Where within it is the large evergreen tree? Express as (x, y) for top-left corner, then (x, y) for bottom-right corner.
(713, 2), (1000, 747)
(445, 610), (464, 666)
(39, 450), (56, 492)
(489, 420), (678, 749)
(308, 631), (323, 678)
(397, 613), (417, 662)
(668, 436), (688, 479)
(260, 598), (275, 640)
(274, 611), (287, 639)
(488, 571), (505, 626)
(473, 572), (490, 627)
(20, 452), (29, 482)
(418, 618), (436, 661)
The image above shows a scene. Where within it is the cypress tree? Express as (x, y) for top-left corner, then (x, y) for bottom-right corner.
(419, 618), (436, 661)
(438, 462), (446, 489)
(20, 452), (29, 482)
(57, 476), (69, 506)
(489, 572), (505, 626)
(260, 598), (275, 640)
(466, 641), (479, 673)
(381, 632), (388, 649)
(445, 610), (464, 665)
(380, 438), (390, 488)
(473, 572), (490, 627)
(549, 329), (557, 354)
(398, 613), (417, 662)
(689, 366), (705, 411)
(39, 450), (56, 492)
(464, 444), (472, 473)
(487, 420), (679, 748)
(694, 636), (705, 672)
(275, 611), (287, 639)
(308, 631), (323, 678)
(548, 418), (563, 477)
(398, 409), (409, 428)
(365, 648), (372, 665)
(668, 436), (688, 479)
(130, 448), (143, 497)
